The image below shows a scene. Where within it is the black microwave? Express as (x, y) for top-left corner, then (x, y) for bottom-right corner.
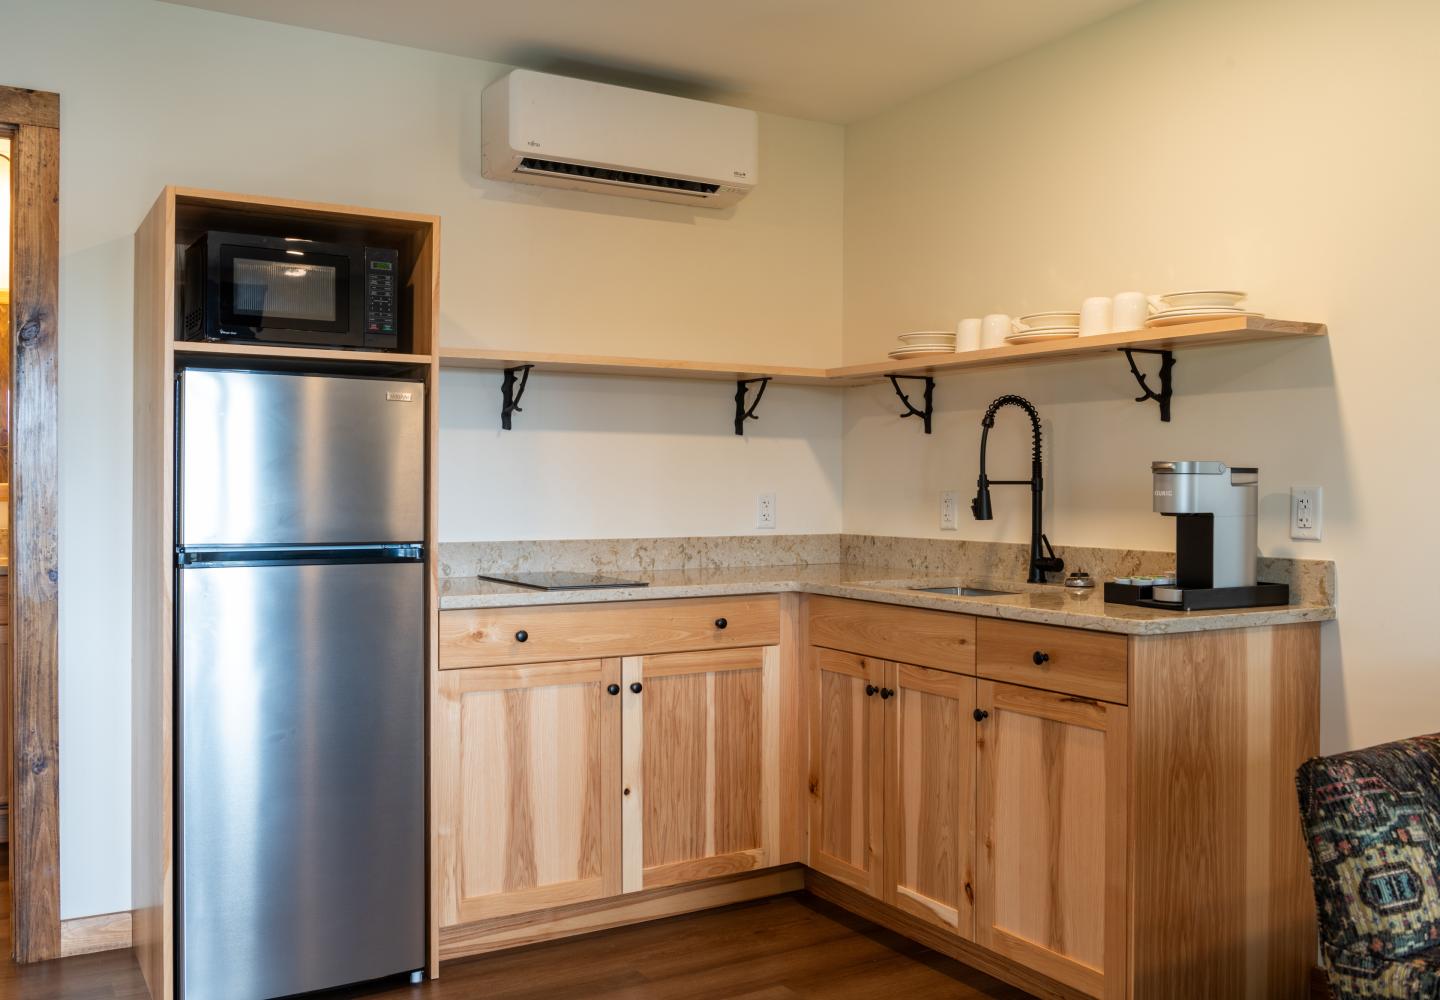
(182, 231), (401, 351)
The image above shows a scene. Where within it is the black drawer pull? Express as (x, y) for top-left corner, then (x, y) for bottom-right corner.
(714, 617), (728, 630)
(973, 708), (989, 722)
(606, 683), (620, 696)
(879, 687), (895, 700)
(1032, 650), (1050, 665)
(515, 630), (529, 643)
(865, 684), (878, 697)
(630, 682), (644, 694)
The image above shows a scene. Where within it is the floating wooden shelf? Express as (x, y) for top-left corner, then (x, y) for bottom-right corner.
(439, 316), (1326, 387)
(437, 347), (833, 384)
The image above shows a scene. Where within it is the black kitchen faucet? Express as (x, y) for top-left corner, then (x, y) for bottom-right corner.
(970, 394), (1065, 584)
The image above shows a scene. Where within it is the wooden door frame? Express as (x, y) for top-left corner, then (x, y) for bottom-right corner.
(1, 84), (61, 963)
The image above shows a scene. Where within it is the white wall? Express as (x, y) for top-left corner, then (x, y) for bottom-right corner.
(843, 0), (1440, 754)
(3, 0), (844, 918)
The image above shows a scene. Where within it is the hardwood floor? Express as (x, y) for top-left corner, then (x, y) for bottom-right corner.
(0, 847), (1029, 999)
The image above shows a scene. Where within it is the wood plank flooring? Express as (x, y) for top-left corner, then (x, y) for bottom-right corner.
(0, 846), (1030, 998)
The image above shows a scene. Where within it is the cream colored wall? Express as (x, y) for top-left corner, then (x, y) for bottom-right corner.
(4, 0), (843, 918)
(843, 0), (1438, 753)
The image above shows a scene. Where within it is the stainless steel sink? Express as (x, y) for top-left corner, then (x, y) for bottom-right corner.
(910, 585), (1018, 597)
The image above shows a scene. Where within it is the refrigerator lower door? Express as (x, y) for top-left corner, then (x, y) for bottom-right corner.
(178, 561), (425, 999)
(178, 368), (425, 547)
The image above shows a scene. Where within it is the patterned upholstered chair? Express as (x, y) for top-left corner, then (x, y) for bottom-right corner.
(1297, 734), (1440, 999)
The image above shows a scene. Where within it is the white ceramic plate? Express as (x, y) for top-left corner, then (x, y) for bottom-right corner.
(888, 345), (957, 359)
(1145, 310), (1263, 328)
(1156, 290), (1247, 310)
(1005, 329), (1080, 344)
(1017, 311), (1081, 330)
(898, 330), (956, 345)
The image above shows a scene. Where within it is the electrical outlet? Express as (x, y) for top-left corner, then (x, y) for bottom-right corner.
(940, 490), (959, 530)
(1291, 485), (1322, 540)
(756, 492), (776, 530)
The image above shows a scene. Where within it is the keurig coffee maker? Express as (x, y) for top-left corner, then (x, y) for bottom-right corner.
(1104, 461), (1290, 611)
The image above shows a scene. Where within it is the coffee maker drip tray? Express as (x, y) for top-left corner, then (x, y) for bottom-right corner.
(1104, 581), (1290, 612)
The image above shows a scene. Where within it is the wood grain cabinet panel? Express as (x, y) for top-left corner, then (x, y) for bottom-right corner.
(884, 662), (976, 938)
(976, 618), (1128, 704)
(441, 597), (780, 669)
(436, 659), (622, 926)
(622, 647), (780, 891)
(975, 680), (1128, 1000)
(808, 596), (975, 674)
(807, 647), (886, 898)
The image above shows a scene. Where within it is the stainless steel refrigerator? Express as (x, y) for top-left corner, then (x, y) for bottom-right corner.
(175, 368), (427, 999)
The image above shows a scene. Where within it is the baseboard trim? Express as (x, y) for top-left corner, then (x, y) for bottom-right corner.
(439, 864), (805, 961)
(60, 910), (133, 957)
(802, 870), (1084, 1000)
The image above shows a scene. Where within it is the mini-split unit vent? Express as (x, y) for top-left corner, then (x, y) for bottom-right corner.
(481, 70), (758, 209)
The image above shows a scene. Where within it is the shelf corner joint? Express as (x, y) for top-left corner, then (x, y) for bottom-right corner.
(734, 377), (771, 436)
(501, 364), (534, 430)
(1119, 348), (1174, 422)
(887, 374), (935, 433)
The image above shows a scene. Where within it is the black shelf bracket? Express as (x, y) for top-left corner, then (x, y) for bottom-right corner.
(500, 364), (534, 430)
(734, 377), (770, 436)
(1119, 348), (1175, 422)
(887, 374), (935, 434)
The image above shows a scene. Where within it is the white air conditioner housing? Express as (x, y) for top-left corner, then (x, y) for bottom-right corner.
(481, 70), (758, 209)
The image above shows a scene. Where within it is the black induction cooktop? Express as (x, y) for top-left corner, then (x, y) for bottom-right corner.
(477, 571), (650, 591)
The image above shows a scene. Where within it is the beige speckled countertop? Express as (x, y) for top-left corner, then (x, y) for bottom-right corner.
(438, 562), (1335, 636)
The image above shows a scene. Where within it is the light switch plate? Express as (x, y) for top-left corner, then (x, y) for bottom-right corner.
(1290, 485), (1322, 540)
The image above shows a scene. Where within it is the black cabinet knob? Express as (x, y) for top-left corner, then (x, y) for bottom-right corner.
(865, 684), (879, 697)
(1032, 650), (1050, 665)
(630, 682), (644, 694)
(606, 683), (620, 696)
(973, 708), (989, 722)
(714, 617), (728, 630)
(515, 630), (529, 643)
(880, 687), (895, 700)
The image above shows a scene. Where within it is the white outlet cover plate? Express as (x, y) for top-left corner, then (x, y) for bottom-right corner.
(940, 490), (959, 530)
(757, 492), (776, 529)
(1290, 485), (1322, 540)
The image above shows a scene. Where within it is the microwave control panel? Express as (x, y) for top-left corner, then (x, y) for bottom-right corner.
(363, 247), (401, 350)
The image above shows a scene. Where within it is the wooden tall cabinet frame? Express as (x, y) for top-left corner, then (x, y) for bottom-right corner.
(132, 188), (440, 999)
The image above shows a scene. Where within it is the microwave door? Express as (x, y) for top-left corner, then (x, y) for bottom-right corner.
(177, 369), (424, 548)
(218, 242), (357, 345)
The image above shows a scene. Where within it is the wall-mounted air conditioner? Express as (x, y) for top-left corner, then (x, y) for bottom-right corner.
(481, 70), (758, 209)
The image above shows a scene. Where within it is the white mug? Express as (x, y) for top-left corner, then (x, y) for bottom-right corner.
(1112, 291), (1149, 332)
(956, 318), (982, 352)
(1079, 296), (1112, 337)
(981, 313), (1012, 348)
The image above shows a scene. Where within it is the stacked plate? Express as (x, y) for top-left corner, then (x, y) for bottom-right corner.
(1146, 290), (1263, 327)
(1006, 311), (1080, 345)
(888, 330), (956, 360)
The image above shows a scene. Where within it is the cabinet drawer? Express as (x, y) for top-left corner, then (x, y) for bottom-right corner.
(439, 596), (780, 669)
(976, 619), (1127, 704)
(808, 596), (975, 675)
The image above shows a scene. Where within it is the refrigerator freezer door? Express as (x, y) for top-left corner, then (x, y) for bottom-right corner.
(179, 369), (424, 546)
(178, 561), (425, 999)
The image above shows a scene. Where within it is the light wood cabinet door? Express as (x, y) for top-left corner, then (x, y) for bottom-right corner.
(884, 662), (976, 937)
(807, 647), (886, 897)
(976, 680), (1128, 1000)
(435, 658), (622, 926)
(622, 646), (780, 891)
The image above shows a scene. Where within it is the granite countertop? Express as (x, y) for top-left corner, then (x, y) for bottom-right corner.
(438, 562), (1335, 636)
